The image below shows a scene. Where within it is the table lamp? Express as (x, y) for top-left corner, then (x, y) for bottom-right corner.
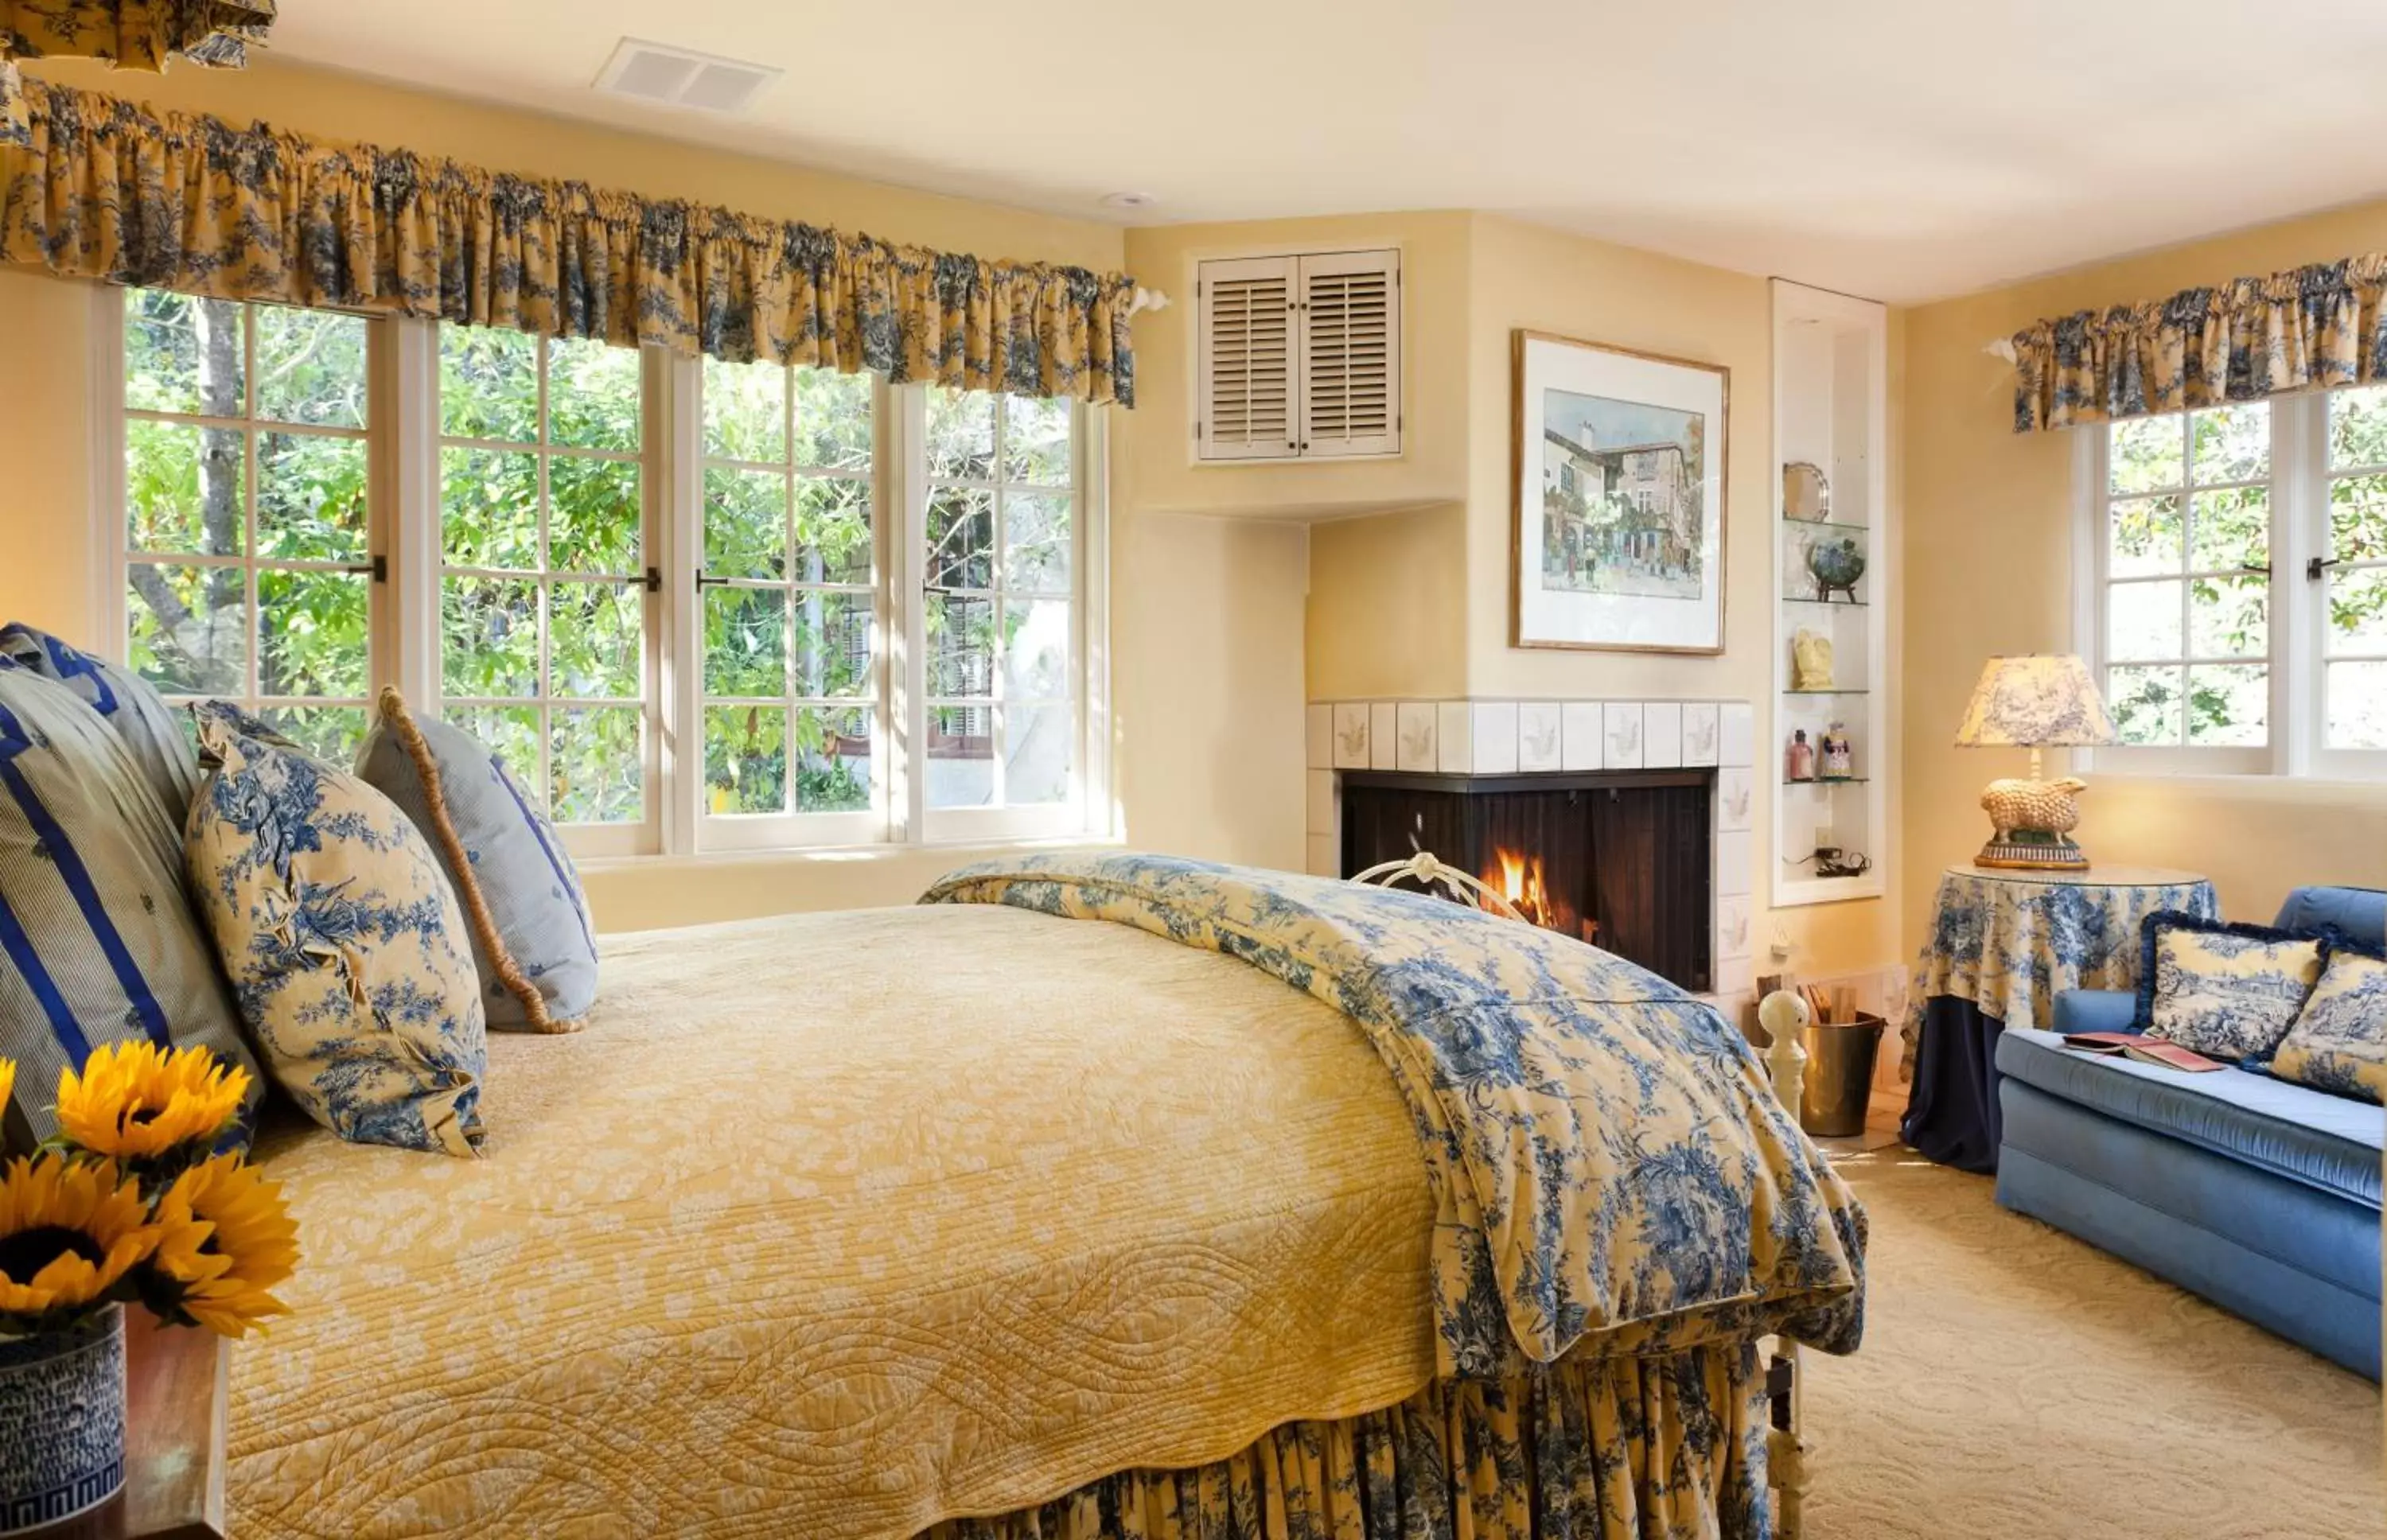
(1954, 654), (2118, 870)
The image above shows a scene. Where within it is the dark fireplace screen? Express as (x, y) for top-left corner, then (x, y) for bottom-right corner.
(1338, 768), (1715, 992)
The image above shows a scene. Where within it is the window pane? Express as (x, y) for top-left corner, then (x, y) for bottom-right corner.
(796, 706), (871, 812)
(794, 477), (873, 585)
(2107, 664), (2184, 746)
(703, 587), (787, 698)
(2108, 580), (2182, 663)
(704, 356), (787, 464)
(127, 563), (247, 695)
(548, 457), (642, 574)
(440, 327), (540, 443)
(2109, 416), (2183, 494)
(927, 389), (996, 480)
(442, 577), (541, 698)
(705, 705), (788, 816)
(1003, 396), (1072, 484)
(705, 468), (789, 580)
(441, 448), (540, 570)
(1005, 702), (1072, 804)
(126, 292), (244, 418)
(927, 593), (994, 695)
(551, 707), (643, 822)
(257, 433), (367, 562)
(2186, 574), (2265, 659)
(793, 593), (873, 698)
(2331, 385), (2387, 470)
(547, 338), (643, 453)
(255, 309), (368, 430)
(927, 489), (994, 589)
(550, 583), (643, 699)
(2186, 663), (2266, 746)
(2190, 404), (2267, 484)
(927, 706), (994, 809)
(2327, 660), (2387, 749)
(2328, 567), (2387, 652)
(264, 704), (367, 766)
(1005, 492), (1073, 591)
(794, 370), (873, 472)
(128, 421), (246, 555)
(446, 706), (543, 792)
(259, 569), (371, 698)
(2330, 472), (2387, 562)
(1003, 598), (1071, 698)
(2186, 488), (2266, 575)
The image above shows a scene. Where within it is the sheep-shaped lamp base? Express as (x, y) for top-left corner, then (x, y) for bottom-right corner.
(1976, 773), (2092, 870)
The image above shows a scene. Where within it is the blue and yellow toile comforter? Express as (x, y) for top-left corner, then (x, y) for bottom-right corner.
(925, 854), (1867, 1381)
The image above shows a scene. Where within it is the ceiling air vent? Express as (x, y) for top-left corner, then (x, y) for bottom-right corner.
(594, 39), (781, 116)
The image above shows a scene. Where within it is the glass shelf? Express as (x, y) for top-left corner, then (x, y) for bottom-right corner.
(1784, 688), (1867, 695)
(1782, 595), (1868, 609)
(1784, 776), (1870, 786)
(1782, 515), (1872, 532)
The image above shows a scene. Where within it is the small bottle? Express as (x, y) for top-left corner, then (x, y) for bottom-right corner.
(1786, 729), (1814, 782)
(1820, 722), (1854, 780)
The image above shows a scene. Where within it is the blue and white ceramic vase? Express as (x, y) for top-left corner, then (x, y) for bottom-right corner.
(0, 1305), (126, 1534)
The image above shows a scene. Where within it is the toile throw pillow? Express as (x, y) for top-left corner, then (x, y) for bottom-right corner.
(2269, 947), (2387, 1104)
(2134, 910), (2328, 1061)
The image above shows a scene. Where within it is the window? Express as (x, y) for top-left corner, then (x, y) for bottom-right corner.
(2082, 387), (2387, 776)
(435, 328), (656, 849)
(100, 286), (1109, 855)
(118, 292), (378, 760)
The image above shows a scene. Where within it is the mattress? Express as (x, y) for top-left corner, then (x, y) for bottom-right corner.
(228, 904), (1437, 1539)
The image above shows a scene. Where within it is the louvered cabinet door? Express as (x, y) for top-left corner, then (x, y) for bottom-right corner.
(1195, 256), (1295, 461)
(1296, 249), (1400, 458)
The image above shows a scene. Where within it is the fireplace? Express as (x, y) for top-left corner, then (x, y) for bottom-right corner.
(1338, 768), (1715, 991)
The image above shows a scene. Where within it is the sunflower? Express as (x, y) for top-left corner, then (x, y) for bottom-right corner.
(149, 1153), (298, 1339)
(56, 1042), (250, 1163)
(0, 1155), (160, 1320)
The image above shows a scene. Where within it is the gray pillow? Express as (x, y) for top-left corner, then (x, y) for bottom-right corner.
(0, 622), (201, 830)
(0, 666), (260, 1149)
(355, 689), (598, 1031)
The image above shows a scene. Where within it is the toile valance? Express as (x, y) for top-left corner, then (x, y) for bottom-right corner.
(0, 77), (1141, 406)
(2008, 251), (2387, 432)
(0, 1), (275, 146)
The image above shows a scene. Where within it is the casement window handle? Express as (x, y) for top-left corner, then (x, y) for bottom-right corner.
(344, 555), (389, 583)
(2308, 556), (2342, 581)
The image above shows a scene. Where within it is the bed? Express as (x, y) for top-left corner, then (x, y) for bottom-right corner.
(227, 855), (1863, 1539)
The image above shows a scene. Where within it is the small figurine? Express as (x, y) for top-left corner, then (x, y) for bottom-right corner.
(1792, 627), (1834, 691)
(1820, 722), (1855, 780)
(1786, 729), (1815, 782)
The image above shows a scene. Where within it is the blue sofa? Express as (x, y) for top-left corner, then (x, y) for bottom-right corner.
(1993, 885), (2385, 1379)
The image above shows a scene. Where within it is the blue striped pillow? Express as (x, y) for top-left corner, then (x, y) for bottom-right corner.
(0, 623), (201, 830)
(0, 667), (259, 1149)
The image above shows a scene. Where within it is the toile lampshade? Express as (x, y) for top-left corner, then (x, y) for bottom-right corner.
(1956, 655), (2117, 870)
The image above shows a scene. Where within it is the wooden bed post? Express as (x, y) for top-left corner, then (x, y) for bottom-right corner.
(1758, 990), (1813, 1540)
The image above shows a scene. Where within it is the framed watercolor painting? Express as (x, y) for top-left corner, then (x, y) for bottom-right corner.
(1511, 330), (1728, 654)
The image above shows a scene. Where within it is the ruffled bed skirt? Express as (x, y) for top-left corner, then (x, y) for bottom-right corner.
(923, 1341), (1770, 1540)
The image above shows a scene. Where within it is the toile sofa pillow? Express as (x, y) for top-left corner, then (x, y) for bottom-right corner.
(2269, 945), (2387, 1104)
(185, 702), (485, 1157)
(353, 688), (598, 1032)
(2134, 910), (2328, 1061)
(1, 621), (201, 828)
(0, 667), (259, 1149)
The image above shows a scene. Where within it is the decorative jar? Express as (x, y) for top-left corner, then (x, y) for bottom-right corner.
(0, 1303), (125, 1534)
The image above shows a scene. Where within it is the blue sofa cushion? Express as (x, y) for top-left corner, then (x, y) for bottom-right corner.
(1996, 1026), (2383, 1208)
(2275, 886), (2387, 950)
(2053, 987), (2139, 1037)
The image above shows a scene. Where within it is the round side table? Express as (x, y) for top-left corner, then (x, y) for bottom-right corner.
(1900, 863), (2217, 1172)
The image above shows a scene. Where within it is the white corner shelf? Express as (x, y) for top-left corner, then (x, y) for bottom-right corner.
(1772, 280), (1889, 907)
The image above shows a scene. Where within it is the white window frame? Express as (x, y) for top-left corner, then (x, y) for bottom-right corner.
(2074, 391), (2387, 780)
(92, 286), (1115, 858)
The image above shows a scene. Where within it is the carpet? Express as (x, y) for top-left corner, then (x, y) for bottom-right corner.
(1805, 1149), (2381, 1540)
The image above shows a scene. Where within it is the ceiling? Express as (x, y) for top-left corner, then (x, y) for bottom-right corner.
(264, 1), (2387, 304)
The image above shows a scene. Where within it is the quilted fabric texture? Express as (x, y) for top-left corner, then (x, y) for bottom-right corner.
(0, 621), (200, 826)
(184, 702), (485, 1157)
(925, 853), (1868, 1380)
(228, 906), (1442, 1538)
(2138, 912), (2327, 1060)
(2272, 948), (2387, 1104)
(0, 668), (256, 1148)
(354, 689), (598, 1031)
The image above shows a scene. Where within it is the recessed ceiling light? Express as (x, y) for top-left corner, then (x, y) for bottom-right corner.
(1103, 192), (1160, 212)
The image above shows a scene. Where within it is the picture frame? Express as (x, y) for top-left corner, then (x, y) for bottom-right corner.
(1511, 329), (1728, 654)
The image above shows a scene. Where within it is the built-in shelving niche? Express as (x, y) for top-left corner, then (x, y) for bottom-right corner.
(1771, 280), (1889, 907)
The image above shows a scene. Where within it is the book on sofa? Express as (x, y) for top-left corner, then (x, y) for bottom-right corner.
(2060, 1032), (2227, 1073)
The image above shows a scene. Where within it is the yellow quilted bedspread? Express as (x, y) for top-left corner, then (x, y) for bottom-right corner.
(228, 905), (1438, 1538)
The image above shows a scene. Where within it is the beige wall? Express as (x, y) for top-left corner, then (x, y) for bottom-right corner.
(1902, 202), (2387, 947)
(0, 58), (1310, 930)
(1304, 503), (1469, 701)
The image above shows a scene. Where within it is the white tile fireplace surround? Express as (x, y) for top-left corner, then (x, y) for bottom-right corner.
(1304, 698), (1757, 1003)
